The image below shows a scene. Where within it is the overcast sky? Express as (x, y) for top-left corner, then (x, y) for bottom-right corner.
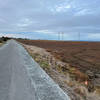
(0, 0), (100, 40)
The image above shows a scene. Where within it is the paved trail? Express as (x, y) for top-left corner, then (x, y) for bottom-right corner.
(0, 40), (70, 100)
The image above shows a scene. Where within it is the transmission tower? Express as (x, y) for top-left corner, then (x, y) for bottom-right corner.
(78, 32), (80, 41)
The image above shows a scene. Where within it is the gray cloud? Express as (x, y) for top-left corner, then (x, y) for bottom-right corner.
(0, 0), (100, 35)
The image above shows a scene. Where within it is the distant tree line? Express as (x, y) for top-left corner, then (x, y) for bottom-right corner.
(0, 36), (11, 42)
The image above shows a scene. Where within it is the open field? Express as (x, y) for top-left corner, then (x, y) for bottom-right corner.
(18, 39), (100, 88)
(18, 39), (100, 100)
(18, 39), (100, 74)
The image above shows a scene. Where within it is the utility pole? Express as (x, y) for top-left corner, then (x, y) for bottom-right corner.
(58, 32), (64, 41)
(62, 32), (64, 40)
(58, 32), (61, 40)
(58, 32), (59, 40)
(78, 32), (80, 41)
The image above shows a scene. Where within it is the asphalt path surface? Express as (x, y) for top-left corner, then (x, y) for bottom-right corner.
(0, 40), (70, 100)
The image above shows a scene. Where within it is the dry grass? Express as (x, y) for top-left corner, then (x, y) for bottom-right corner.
(17, 39), (100, 73)
(20, 40), (100, 100)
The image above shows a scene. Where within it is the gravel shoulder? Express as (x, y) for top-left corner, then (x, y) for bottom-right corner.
(0, 40), (70, 100)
